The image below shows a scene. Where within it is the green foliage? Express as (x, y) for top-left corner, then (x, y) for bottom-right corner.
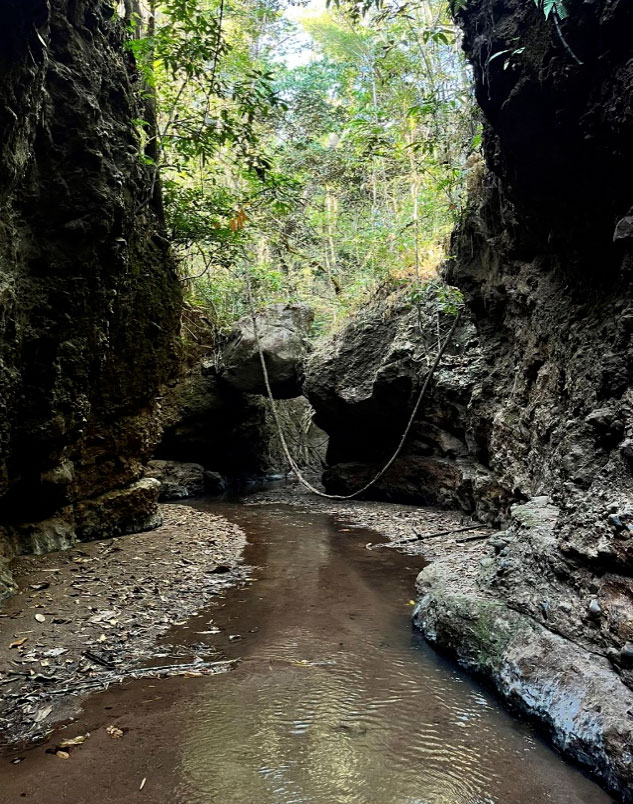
(448, 0), (572, 18)
(404, 278), (463, 316)
(533, 0), (569, 20)
(125, 0), (477, 335)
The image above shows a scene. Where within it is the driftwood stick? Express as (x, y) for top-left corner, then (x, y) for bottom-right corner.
(413, 524), (489, 542)
(8, 659), (237, 701)
(455, 532), (493, 544)
(367, 524), (489, 550)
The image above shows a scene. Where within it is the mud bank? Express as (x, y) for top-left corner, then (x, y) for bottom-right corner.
(0, 504), (247, 744)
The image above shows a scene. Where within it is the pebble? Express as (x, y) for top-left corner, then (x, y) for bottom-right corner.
(588, 599), (602, 617)
(620, 643), (633, 663)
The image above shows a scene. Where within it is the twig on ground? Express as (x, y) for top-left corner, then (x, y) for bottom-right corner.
(454, 532), (493, 544)
(6, 659), (238, 702)
(366, 524), (489, 550)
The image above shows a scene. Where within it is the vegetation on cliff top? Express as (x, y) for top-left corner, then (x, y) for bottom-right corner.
(123, 0), (477, 335)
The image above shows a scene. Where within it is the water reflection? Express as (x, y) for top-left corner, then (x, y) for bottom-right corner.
(177, 504), (612, 804)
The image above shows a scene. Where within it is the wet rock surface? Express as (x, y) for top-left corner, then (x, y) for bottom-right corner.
(413, 500), (633, 802)
(0, 504), (247, 745)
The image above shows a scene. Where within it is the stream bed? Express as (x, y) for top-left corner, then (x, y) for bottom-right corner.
(1, 500), (614, 803)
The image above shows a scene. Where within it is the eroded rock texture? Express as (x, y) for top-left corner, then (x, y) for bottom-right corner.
(304, 295), (511, 519)
(155, 359), (280, 479)
(419, 0), (633, 798)
(306, 0), (633, 796)
(152, 303), (324, 487)
(221, 303), (314, 398)
(0, 1), (181, 594)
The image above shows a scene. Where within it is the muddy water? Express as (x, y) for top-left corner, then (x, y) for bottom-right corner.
(2, 501), (614, 803)
(177, 502), (612, 804)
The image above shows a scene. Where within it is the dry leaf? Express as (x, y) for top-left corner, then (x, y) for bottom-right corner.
(9, 638), (28, 649)
(35, 613), (46, 623)
(98, 634), (107, 643)
(106, 725), (123, 739)
(55, 750), (70, 760)
(59, 735), (88, 748)
(34, 704), (53, 723)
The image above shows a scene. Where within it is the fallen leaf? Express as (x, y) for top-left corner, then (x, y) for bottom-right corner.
(55, 750), (70, 760)
(34, 704), (53, 723)
(106, 725), (123, 739)
(98, 634), (107, 643)
(59, 735), (88, 748)
(35, 614), (46, 623)
(42, 647), (67, 658)
(9, 638), (27, 649)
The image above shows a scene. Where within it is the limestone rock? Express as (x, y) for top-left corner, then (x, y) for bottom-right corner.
(304, 296), (510, 518)
(74, 478), (162, 541)
(221, 303), (314, 398)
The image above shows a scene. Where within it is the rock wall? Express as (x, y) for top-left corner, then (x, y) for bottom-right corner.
(304, 292), (511, 520)
(306, 0), (633, 796)
(419, 0), (633, 799)
(156, 359), (281, 479)
(154, 363), (326, 491)
(0, 0), (181, 595)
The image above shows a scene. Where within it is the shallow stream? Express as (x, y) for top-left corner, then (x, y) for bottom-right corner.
(2, 501), (614, 803)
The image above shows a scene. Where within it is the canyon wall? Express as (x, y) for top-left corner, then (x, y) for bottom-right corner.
(0, 0), (182, 595)
(307, 0), (633, 797)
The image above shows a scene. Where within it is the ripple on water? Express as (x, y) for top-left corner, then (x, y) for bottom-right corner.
(174, 504), (613, 804)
